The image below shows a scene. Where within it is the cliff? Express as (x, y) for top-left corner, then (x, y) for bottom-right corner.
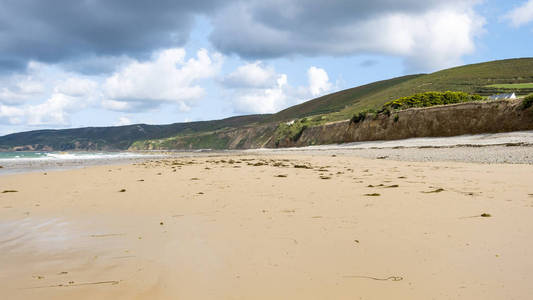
(271, 98), (533, 148)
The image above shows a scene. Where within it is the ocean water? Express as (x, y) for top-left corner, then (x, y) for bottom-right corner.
(0, 151), (145, 161)
(0, 151), (166, 174)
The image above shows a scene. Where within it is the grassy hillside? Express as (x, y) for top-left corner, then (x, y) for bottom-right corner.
(1, 58), (533, 151)
(270, 74), (422, 121)
(322, 57), (533, 121)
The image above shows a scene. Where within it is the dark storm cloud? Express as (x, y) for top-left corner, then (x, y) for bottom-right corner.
(0, 0), (481, 73)
(0, 0), (224, 72)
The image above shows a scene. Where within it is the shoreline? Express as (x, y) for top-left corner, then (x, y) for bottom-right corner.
(2, 130), (533, 175)
(2, 142), (533, 176)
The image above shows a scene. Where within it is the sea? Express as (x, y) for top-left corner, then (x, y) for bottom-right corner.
(0, 151), (168, 175)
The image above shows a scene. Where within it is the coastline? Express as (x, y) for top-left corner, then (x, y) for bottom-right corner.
(3, 130), (533, 176)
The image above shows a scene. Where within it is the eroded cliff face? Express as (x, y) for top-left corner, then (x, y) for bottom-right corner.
(272, 99), (533, 148)
(129, 123), (277, 150)
(130, 99), (533, 150)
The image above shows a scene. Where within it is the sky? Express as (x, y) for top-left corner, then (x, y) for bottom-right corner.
(0, 0), (532, 136)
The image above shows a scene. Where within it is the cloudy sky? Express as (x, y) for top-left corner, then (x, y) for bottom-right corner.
(0, 0), (532, 135)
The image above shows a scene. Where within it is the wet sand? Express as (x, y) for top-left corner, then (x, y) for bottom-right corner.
(1, 154), (533, 299)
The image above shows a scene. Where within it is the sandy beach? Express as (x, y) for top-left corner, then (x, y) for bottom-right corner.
(1, 152), (533, 299)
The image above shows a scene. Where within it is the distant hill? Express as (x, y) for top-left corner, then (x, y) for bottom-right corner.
(0, 114), (270, 151)
(1, 58), (533, 151)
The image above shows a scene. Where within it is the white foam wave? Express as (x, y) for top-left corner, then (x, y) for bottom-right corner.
(0, 152), (160, 163)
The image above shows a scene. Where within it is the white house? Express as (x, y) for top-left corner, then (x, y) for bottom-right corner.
(488, 93), (517, 100)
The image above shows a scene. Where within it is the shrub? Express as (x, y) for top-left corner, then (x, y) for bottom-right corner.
(382, 91), (482, 111)
(520, 94), (533, 110)
(393, 114), (399, 123)
(274, 118), (311, 144)
(350, 112), (366, 124)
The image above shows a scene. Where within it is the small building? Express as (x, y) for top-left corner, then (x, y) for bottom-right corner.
(488, 93), (517, 100)
(286, 120), (295, 126)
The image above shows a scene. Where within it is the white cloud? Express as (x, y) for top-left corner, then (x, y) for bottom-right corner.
(0, 62), (98, 127)
(101, 99), (133, 111)
(224, 62), (334, 114)
(308, 67), (332, 97)
(210, 0), (484, 72)
(0, 93), (84, 126)
(26, 93), (82, 126)
(504, 0), (533, 27)
(374, 8), (485, 71)
(0, 48), (224, 130)
(0, 74), (45, 105)
(55, 77), (98, 97)
(0, 88), (31, 105)
(233, 74), (290, 114)
(0, 105), (25, 125)
(221, 61), (278, 88)
(103, 48), (222, 111)
(116, 116), (133, 126)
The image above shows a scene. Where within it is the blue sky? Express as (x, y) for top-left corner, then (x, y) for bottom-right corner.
(0, 0), (532, 135)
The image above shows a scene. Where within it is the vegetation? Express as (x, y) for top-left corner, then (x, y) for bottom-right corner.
(486, 83), (533, 89)
(274, 120), (307, 144)
(131, 131), (231, 150)
(381, 91), (482, 111)
(520, 94), (533, 110)
(350, 109), (377, 124)
(349, 91), (482, 125)
(273, 116), (325, 144)
(350, 112), (366, 124)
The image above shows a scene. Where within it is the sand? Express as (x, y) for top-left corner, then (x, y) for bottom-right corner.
(1, 153), (533, 299)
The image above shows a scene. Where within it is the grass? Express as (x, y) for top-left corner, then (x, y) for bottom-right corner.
(273, 116), (329, 145)
(486, 83), (533, 89)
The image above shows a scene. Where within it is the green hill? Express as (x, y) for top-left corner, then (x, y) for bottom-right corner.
(0, 114), (270, 151)
(270, 74), (423, 121)
(305, 57), (533, 122)
(1, 58), (533, 151)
